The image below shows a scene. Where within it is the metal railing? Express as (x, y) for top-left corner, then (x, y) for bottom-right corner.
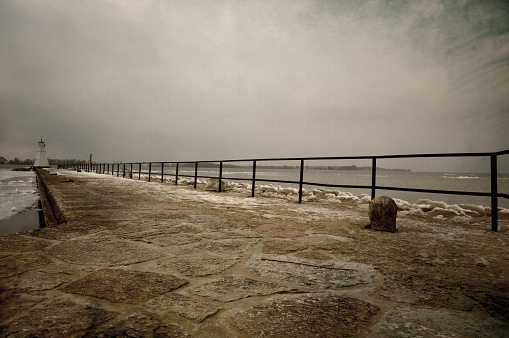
(61, 150), (509, 231)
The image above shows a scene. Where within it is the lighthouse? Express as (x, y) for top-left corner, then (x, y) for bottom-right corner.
(33, 138), (50, 168)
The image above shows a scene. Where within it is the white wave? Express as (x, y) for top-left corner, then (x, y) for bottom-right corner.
(0, 170), (39, 221)
(442, 175), (479, 179)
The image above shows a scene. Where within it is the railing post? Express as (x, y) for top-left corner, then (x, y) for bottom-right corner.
(175, 163), (179, 185)
(161, 162), (164, 183)
(298, 159), (304, 203)
(252, 160), (257, 197)
(218, 162), (223, 192)
(194, 162), (198, 189)
(371, 157), (377, 199)
(148, 163), (152, 182)
(491, 154), (499, 231)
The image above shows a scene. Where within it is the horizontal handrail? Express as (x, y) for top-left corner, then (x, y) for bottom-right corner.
(60, 150), (508, 231)
(85, 149), (509, 165)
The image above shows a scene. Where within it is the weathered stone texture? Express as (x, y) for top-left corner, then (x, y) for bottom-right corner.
(368, 196), (398, 232)
(145, 293), (222, 323)
(188, 276), (298, 302)
(232, 293), (379, 337)
(0, 298), (118, 337)
(46, 237), (165, 266)
(60, 269), (188, 304)
(245, 254), (377, 289)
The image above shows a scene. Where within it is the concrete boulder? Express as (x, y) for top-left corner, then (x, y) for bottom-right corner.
(368, 196), (398, 232)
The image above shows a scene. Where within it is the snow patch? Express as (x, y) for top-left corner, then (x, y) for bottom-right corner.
(59, 170), (509, 224)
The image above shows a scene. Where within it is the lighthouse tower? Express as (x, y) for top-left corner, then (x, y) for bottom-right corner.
(33, 138), (50, 168)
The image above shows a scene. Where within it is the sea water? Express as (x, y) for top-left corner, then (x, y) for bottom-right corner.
(0, 165), (41, 235)
(162, 166), (509, 208)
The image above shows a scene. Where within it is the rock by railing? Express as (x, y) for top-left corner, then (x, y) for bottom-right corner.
(59, 150), (509, 231)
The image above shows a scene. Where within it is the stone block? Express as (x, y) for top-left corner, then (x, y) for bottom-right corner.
(368, 196), (398, 232)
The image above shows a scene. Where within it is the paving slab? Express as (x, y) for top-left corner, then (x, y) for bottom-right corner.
(46, 237), (165, 266)
(91, 311), (191, 337)
(1, 168), (507, 337)
(156, 251), (242, 277)
(262, 238), (308, 254)
(231, 292), (379, 337)
(60, 269), (188, 304)
(188, 276), (299, 302)
(0, 252), (55, 278)
(367, 305), (509, 337)
(190, 238), (260, 254)
(245, 253), (378, 289)
(0, 298), (119, 337)
(0, 234), (51, 253)
(0, 290), (46, 322)
(145, 293), (222, 323)
(2, 264), (89, 291)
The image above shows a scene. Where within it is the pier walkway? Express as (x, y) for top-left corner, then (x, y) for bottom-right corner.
(1, 169), (508, 337)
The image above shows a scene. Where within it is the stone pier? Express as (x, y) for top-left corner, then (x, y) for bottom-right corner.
(1, 169), (508, 337)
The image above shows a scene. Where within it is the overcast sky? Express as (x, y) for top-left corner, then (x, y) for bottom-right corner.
(1, 0), (508, 172)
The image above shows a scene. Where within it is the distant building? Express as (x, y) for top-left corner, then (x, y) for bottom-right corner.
(33, 138), (50, 167)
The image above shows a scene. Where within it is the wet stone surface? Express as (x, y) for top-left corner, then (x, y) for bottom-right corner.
(127, 231), (203, 247)
(188, 276), (299, 302)
(156, 251), (241, 277)
(46, 237), (165, 266)
(0, 290), (46, 322)
(262, 238), (308, 254)
(60, 269), (188, 304)
(0, 298), (119, 337)
(231, 292), (379, 337)
(190, 238), (260, 254)
(367, 305), (509, 337)
(0, 234), (51, 253)
(0, 252), (55, 278)
(1, 168), (507, 337)
(5, 268), (79, 291)
(92, 311), (191, 337)
(245, 254), (378, 289)
(145, 293), (222, 323)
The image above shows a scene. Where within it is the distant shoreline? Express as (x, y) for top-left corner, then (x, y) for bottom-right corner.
(162, 163), (411, 172)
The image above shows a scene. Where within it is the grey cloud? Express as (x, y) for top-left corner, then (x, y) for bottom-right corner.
(0, 0), (508, 171)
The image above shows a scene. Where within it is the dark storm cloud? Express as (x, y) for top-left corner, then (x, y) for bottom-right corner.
(1, 0), (508, 172)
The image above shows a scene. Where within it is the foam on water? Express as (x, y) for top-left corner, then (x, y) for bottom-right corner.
(0, 169), (39, 221)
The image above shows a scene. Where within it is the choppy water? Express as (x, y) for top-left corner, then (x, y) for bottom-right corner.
(144, 165), (509, 208)
(0, 166), (41, 234)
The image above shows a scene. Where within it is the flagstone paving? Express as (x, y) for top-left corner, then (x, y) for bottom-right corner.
(1, 168), (508, 337)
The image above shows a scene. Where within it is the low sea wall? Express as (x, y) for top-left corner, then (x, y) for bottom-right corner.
(35, 168), (67, 227)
